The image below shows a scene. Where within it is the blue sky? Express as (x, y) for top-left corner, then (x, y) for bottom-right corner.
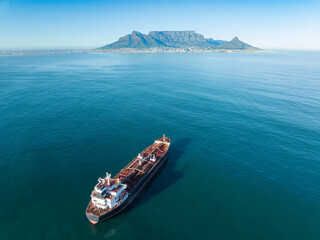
(0, 0), (319, 50)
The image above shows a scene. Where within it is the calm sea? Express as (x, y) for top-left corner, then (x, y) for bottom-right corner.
(0, 51), (319, 240)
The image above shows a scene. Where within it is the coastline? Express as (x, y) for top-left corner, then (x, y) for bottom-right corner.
(95, 47), (269, 53)
(0, 48), (269, 56)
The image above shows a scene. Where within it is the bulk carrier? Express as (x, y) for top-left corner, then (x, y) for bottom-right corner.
(86, 135), (171, 224)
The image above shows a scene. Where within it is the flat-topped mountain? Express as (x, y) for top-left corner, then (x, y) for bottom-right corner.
(99, 31), (260, 52)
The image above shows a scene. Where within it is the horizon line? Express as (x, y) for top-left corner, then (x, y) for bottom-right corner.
(1, 48), (320, 53)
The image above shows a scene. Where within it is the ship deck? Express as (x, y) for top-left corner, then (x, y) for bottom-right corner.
(86, 136), (171, 216)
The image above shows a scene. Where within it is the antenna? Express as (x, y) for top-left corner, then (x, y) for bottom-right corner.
(106, 172), (111, 185)
(163, 134), (165, 140)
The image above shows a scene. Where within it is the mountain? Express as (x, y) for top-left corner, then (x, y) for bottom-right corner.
(148, 31), (211, 48)
(99, 31), (259, 51)
(102, 31), (163, 49)
(217, 37), (254, 49)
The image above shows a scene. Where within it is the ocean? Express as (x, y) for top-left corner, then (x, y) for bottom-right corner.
(0, 51), (319, 240)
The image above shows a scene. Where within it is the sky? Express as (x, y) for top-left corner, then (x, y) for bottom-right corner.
(0, 0), (320, 50)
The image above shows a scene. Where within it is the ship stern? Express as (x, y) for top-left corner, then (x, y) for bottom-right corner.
(86, 212), (100, 224)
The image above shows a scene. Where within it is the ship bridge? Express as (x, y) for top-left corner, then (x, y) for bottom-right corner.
(90, 173), (128, 210)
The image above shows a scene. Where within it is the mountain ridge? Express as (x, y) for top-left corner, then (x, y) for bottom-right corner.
(99, 31), (259, 51)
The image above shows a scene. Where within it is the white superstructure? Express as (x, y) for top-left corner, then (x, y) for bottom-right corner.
(90, 172), (128, 210)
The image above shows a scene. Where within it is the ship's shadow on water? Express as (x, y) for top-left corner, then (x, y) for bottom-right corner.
(130, 138), (191, 210)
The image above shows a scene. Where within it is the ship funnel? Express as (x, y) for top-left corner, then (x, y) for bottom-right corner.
(106, 172), (111, 185)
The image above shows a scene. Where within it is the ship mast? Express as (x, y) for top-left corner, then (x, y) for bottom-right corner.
(106, 172), (111, 185)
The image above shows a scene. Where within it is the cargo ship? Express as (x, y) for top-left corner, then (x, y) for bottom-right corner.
(86, 135), (171, 224)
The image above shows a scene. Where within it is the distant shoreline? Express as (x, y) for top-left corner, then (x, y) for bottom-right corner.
(95, 48), (269, 53)
(0, 48), (269, 56)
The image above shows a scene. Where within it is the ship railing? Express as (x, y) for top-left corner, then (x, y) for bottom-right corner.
(114, 141), (167, 179)
(127, 167), (145, 173)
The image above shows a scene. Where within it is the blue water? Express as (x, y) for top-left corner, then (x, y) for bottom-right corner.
(0, 51), (320, 240)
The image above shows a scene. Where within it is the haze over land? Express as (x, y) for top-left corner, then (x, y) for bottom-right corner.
(98, 31), (261, 52)
(0, 30), (264, 55)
